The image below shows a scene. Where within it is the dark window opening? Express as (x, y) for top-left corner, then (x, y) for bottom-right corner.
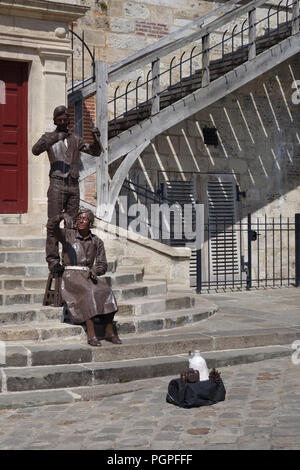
(202, 127), (218, 146)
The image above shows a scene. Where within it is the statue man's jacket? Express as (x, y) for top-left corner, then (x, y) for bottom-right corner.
(32, 131), (101, 180)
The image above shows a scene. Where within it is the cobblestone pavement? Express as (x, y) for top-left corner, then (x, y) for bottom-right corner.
(0, 356), (299, 451)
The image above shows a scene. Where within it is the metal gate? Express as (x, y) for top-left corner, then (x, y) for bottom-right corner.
(196, 213), (300, 293)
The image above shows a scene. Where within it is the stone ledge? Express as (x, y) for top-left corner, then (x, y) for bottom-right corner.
(0, 0), (89, 22)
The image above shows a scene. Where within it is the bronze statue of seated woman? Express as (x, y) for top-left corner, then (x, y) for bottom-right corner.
(47, 209), (122, 347)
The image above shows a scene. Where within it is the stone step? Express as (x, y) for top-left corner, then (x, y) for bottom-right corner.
(0, 225), (45, 238)
(0, 277), (47, 291)
(117, 294), (195, 317)
(0, 259), (119, 278)
(0, 289), (45, 306)
(0, 238), (45, 249)
(0, 300), (213, 339)
(104, 270), (144, 286)
(0, 289), (196, 314)
(0, 344), (292, 395)
(116, 304), (216, 335)
(1, 320), (298, 368)
(0, 269), (144, 291)
(0, 321), (85, 343)
(0, 250), (46, 265)
(0, 304), (62, 325)
(113, 281), (167, 301)
(0, 279), (168, 308)
(0, 264), (49, 277)
(1, 344), (93, 368)
(0, 249), (118, 273)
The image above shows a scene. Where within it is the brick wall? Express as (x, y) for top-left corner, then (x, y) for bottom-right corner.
(68, 103), (75, 133)
(84, 173), (97, 206)
(68, 95), (97, 204)
(83, 95), (96, 144)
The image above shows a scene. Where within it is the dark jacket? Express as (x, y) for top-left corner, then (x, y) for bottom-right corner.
(47, 215), (116, 322)
(32, 131), (101, 180)
(47, 214), (108, 275)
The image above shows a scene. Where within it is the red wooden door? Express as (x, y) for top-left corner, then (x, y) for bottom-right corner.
(0, 60), (28, 213)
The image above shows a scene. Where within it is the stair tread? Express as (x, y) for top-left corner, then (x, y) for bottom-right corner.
(116, 304), (215, 322)
(113, 280), (166, 289)
(0, 303), (57, 313)
(0, 321), (81, 330)
(0, 280), (164, 295)
(0, 248), (45, 253)
(2, 343), (291, 374)
(118, 292), (193, 305)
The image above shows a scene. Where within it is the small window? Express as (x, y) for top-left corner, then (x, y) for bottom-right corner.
(202, 126), (218, 146)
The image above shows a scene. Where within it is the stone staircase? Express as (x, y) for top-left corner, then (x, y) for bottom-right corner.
(0, 229), (220, 406)
(108, 23), (292, 138)
(0, 228), (295, 410)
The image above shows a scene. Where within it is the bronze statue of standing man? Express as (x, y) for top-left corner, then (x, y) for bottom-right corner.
(32, 105), (103, 274)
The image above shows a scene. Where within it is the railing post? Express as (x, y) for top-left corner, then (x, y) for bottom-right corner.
(292, 0), (300, 35)
(196, 247), (202, 293)
(296, 213), (300, 286)
(151, 59), (160, 115)
(247, 213), (252, 289)
(95, 61), (109, 221)
(202, 34), (210, 87)
(248, 8), (256, 60)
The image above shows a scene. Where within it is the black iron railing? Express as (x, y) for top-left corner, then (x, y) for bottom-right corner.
(195, 213), (299, 293)
(109, 0), (297, 128)
(115, 179), (195, 246)
(68, 24), (96, 94)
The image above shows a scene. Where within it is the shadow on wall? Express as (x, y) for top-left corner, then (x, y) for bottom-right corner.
(127, 55), (300, 223)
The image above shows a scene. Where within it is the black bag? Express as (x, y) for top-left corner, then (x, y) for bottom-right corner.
(166, 378), (226, 408)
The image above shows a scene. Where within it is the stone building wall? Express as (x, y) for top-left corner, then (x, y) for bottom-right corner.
(0, 0), (87, 227)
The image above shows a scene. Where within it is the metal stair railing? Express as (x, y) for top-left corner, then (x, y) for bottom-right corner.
(118, 179), (196, 246)
(108, 0), (298, 136)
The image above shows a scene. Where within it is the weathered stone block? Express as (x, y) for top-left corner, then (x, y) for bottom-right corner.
(124, 2), (150, 19)
(84, 29), (105, 46)
(4, 294), (32, 306)
(30, 344), (92, 366)
(137, 319), (164, 333)
(111, 17), (135, 33)
(165, 315), (189, 329)
(107, 32), (148, 50)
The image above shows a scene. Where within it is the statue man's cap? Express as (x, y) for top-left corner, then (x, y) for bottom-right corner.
(53, 105), (69, 120)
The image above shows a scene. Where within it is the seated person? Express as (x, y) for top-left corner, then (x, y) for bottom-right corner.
(47, 209), (122, 347)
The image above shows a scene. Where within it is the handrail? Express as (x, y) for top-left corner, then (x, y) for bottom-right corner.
(107, 0), (268, 83)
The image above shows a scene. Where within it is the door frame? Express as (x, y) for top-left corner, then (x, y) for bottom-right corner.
(0, 59), (28, 213)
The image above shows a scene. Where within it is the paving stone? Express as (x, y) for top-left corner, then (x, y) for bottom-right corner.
(0, 390), (75, 410)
